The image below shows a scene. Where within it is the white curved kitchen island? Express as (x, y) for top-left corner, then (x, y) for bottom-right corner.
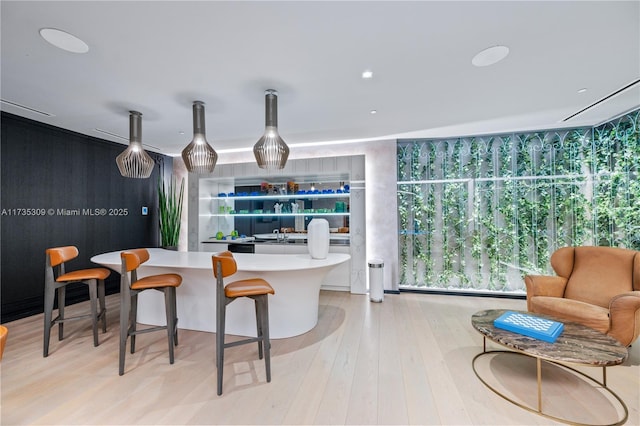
(91, 248), (350, 338)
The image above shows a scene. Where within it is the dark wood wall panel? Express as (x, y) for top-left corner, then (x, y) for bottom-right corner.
(1, 112), (172, 322)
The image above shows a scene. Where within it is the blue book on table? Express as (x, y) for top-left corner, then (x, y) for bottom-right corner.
(494, 311), (564, 343)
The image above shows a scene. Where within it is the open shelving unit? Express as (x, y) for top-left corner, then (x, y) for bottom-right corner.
(199, 177), (350, 240)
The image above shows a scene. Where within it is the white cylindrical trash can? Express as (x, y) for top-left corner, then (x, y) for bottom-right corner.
(368, 259), (384, 302)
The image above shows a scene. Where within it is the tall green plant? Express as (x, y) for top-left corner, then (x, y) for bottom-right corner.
(158, 175), (185, 248)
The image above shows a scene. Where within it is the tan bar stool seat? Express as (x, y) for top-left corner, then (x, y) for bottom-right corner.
(44, 246), (109, 357)
(212, 251), (275, 395)
(119, 248), (182, 375)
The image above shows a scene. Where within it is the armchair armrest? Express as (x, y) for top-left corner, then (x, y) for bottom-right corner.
(608, 291), (640, 346)
(524, 275), (568, 311)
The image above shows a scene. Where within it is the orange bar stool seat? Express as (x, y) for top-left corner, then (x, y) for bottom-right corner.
(0, 325), (8, 360)
(119, 248), (182, 375)
(212, 251), (275, 395)
(44, 246), (110, 357)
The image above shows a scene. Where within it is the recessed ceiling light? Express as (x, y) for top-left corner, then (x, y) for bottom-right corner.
(472, 45), (509, 67)
(577, 88), (588, 94)
(362, 70), (373, 79)
(39, 28), (89, 54)
(370, 110), (377, 114)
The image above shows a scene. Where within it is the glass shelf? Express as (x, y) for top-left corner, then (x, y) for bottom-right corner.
(201, 212), (350, 218)
(200, 193), (350, 201)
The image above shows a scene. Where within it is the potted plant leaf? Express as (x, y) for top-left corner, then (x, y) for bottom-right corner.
(158, 175), (184, 250)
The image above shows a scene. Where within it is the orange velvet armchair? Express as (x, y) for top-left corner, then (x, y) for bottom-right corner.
(525, 246), (640, 346)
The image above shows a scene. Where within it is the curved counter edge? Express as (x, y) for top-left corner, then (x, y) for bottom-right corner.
(91, 249), (350, 338)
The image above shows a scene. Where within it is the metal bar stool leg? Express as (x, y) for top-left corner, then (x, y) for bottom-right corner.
(164, 287), (175, 364)
(216, 301), (226, 396)
(255, 300), (263, 359)
(88, 279), (99, 347)
(260, 295), (272, 383)
(43, 283), (57, 357)
(173, 287), (179, 346)
(98, 279), (107, 332)
(119, 289), (131, 376)
(57, 286), (66, 340)
(130, 293), (138, 354)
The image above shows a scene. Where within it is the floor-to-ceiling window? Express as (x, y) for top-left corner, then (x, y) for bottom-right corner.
(397, 109), (640, 294)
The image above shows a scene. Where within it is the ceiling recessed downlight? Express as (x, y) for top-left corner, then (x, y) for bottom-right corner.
(39, 28), (89, 54)
(362, 70), (373, 79)
(472, 45), (509, 67)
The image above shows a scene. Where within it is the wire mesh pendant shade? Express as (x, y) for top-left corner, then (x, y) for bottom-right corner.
(181, 101), (218, 174)
(116, 111), (154, 178)
(254, 90), (289, 170)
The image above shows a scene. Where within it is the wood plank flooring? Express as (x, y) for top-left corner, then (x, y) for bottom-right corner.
(1, 291), (638, 425)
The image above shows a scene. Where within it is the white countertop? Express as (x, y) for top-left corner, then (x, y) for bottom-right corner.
(253, 233), (350, 240)
(92, 248), (350, 272)
(201, 237), (255, 244)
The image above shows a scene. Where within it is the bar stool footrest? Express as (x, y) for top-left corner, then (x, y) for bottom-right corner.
(51, 312), (94, 324)
(224, 336), (262, 349)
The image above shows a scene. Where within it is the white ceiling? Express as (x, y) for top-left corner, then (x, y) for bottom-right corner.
(2, 1), (639, 157)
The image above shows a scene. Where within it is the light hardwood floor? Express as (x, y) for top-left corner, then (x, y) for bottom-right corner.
(1, 291), (638, 425)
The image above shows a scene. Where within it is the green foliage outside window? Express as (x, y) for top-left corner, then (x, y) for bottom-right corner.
(397, 109), (640, 293)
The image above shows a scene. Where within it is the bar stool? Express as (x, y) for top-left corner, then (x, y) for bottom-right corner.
(212, 251), (275, 395)
(0, 325), (8, 360)
(44, 246), (109, 357)
(119, 248), (182, 375)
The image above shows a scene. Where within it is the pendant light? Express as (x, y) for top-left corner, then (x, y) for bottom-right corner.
(253, 89), (289, 170)
(116, 111), (154, 178)
(181, 101), (218, 174)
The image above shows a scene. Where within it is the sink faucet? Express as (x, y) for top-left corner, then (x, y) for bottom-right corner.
(273, 229), (288, 243)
